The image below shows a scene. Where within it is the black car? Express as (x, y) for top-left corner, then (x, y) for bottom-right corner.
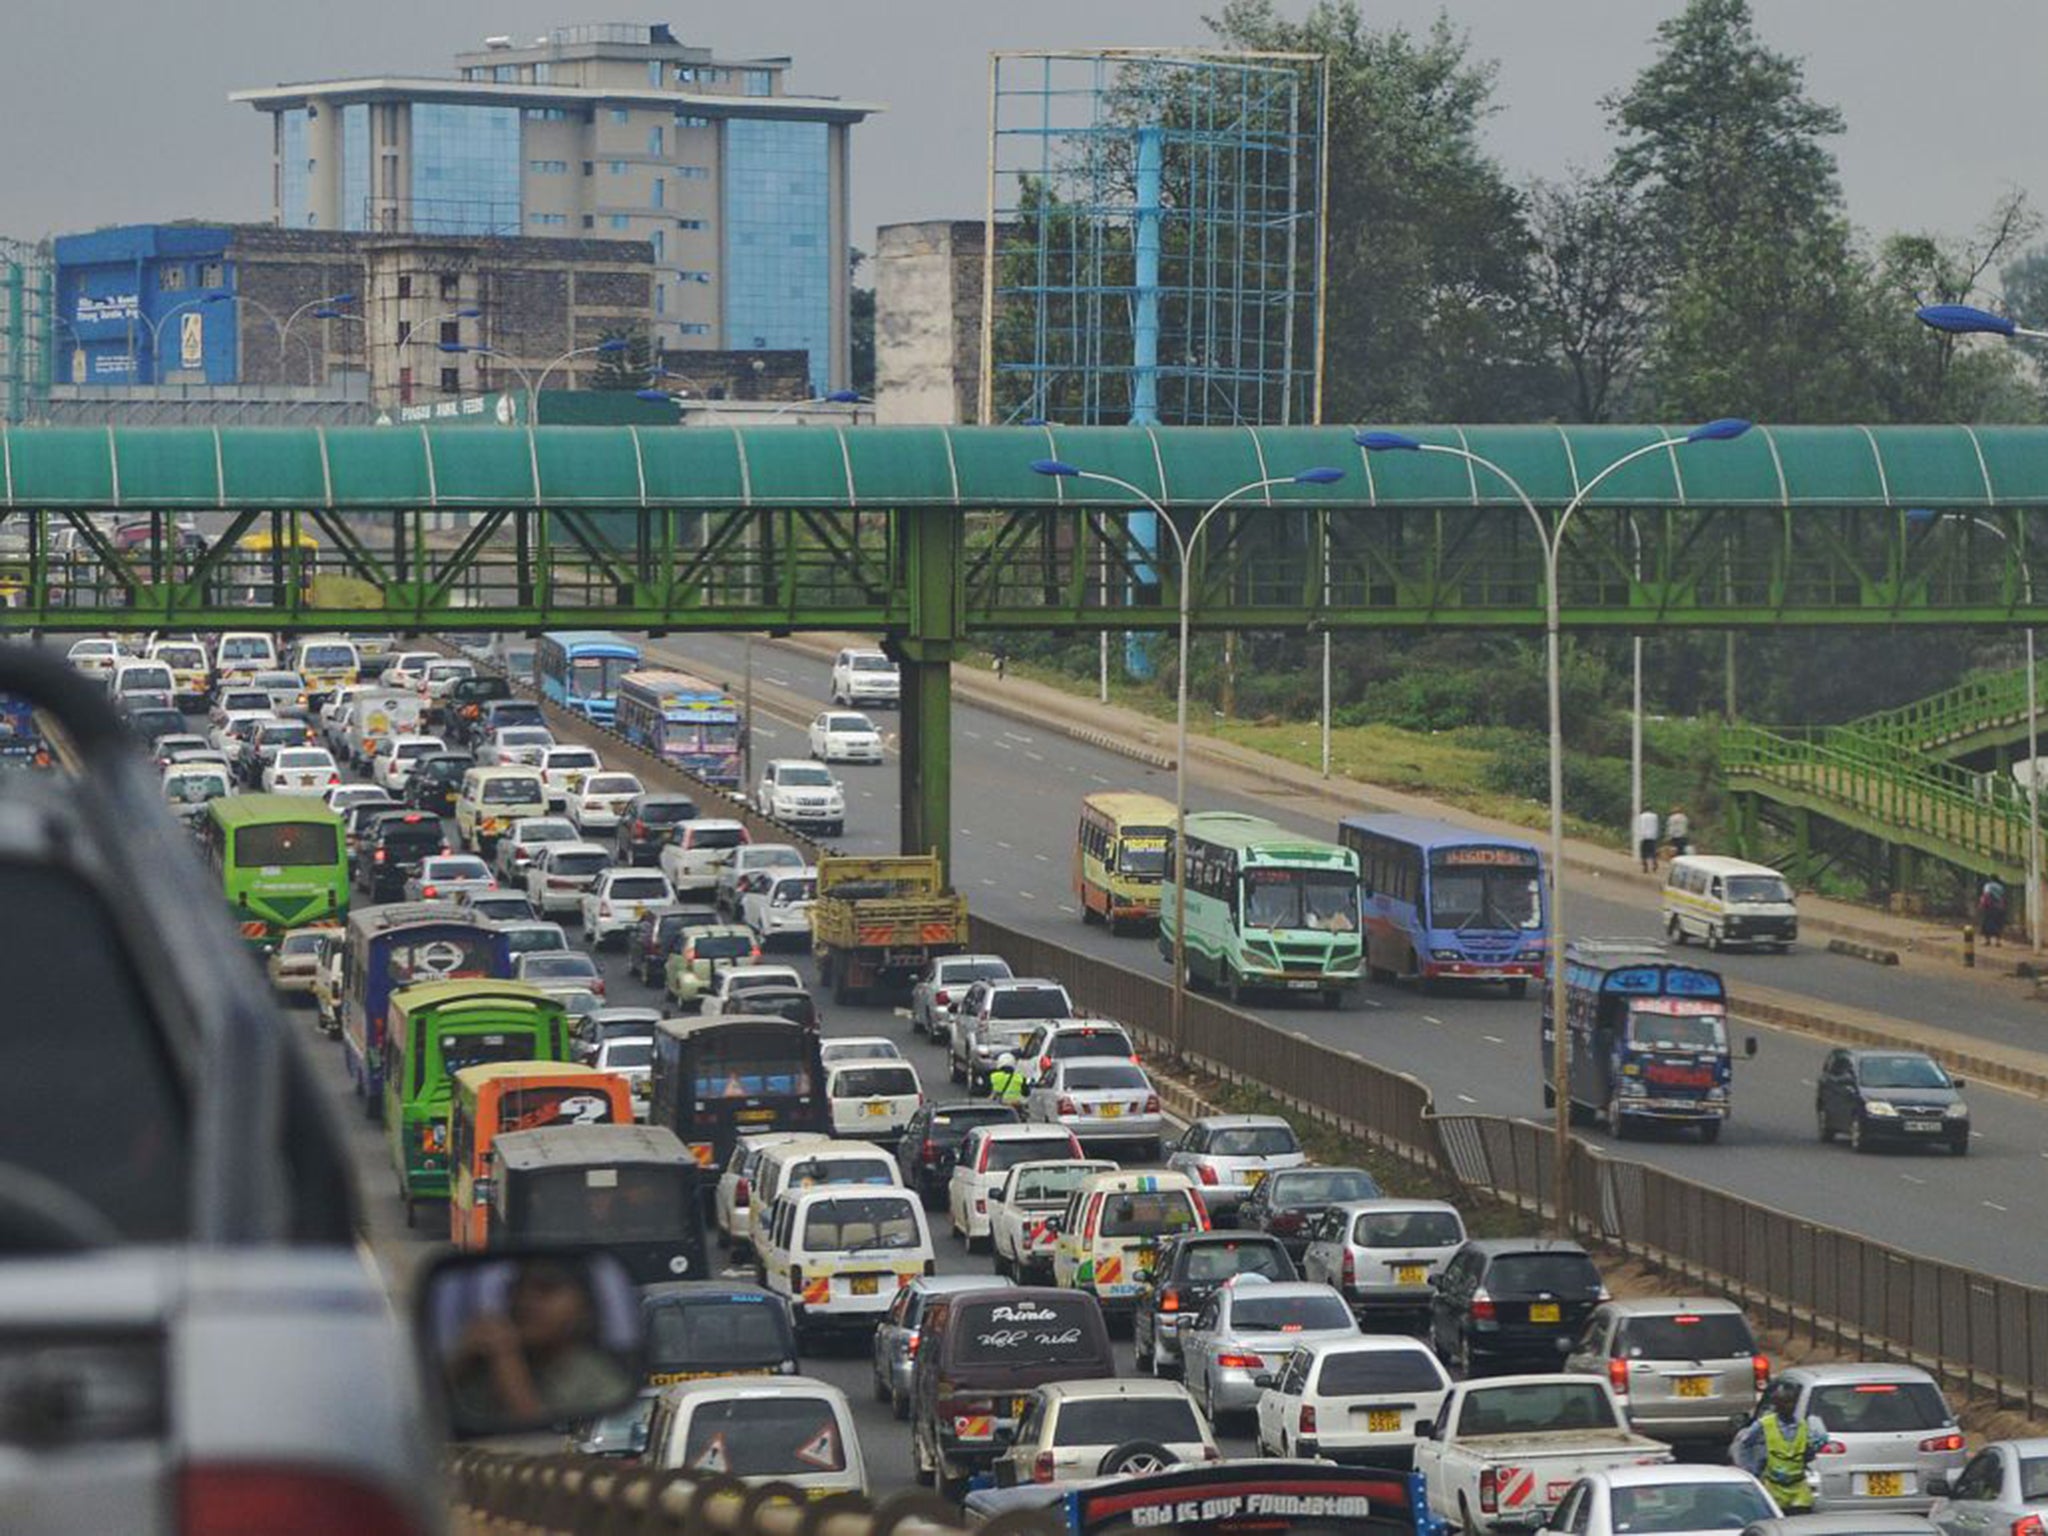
(1238, 1165), (1384, 1261)
(402, 751), (474, 816)
(355, 809), (447, 901)
(1132, 1230), (1298, 1379)
(1816, 1048), (1969, 1155)
(127, 706), (190, 746)
(895, 1100), (1020, 1207)
(474, 697), (547, 746)
(1429, 1238), (1606, 1377)
(737, 985), (817, 1029)
(628, 906), (698, 986)
(640, 1282), (799, 1387)
(340, 796), (399, 860)
(443, 675), (513, 743)
(615, 792), (699, 866)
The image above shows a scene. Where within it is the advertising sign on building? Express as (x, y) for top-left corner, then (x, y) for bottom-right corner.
(75, 293), (139, 325)
(180, 312), (204, 370)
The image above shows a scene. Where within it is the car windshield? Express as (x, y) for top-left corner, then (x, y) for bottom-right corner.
(1617, 1313), (1757, 1359)
(826, 715), (871, 733)
(770, 878), (816, 905)
(488, 705), (545, 727)
(1628, 1008), (1728, 1051)
(1353, 1209), (1464, 1247)
(1607, 1484), (1776, 1533)
(1049, 1030), (1132, 1058)
(519, 1166), (687, 1243)
(1857, 1055), (1952, 1090)
(851, 656), (892, 672)
(469, 896), (530, 918)
(822, 1040), (898, 1064)
(645, 1296), (793, 1372)
(638, 799), (696, 825)
(941, 960), (1012, 985)
(1726, 875), (1793, 904)
(1807, 1381), (1953, 1433)
(437, 1030), (540, 1076)
(482, 778), (544, 804)
(1230, 1293), (1355, 1332)
(522, 953), (598, 980)
(2019, 1459), (2048, 1502)
(601, 1039), (654, 1069)
(553, 851), (610, 875)
(679, 1397), (844, 1477)
(1064, 1064), (1147, 1091)
(690, 933), (755, 960)
(276, 750), (330, 769)
(1428, 854), (1544, 932)
(985, 1138), (1075, 1174)
(303, 645), (354, 669)
(588, 775), (640, 795)
(234, 822), (339, 867)
(924, 1108), (1015, 1145)
(1316, 1348), (1445, 1396)
(278, 929), (329, 957)
(502, 926), (567, 955)
(1243, 868), (1360, 933)
(782, 1155), (894, 1190)
(1099, 1192), (1199, 1237)
(777, 765), (834, 786)
(1012, 1165), (1101, 1203)
(991, 987), (1073, 1020)
(1208, 1126), (1299, 1157)
(547, 751), (601, 770)
(428, 859), (490, 881)
(517, 822), (577, 844)
(1457, 1381), (1618, 1435)
(1486, 1254), (1603, 1296)
(746, 848), (805, 870)
(802, 1195), (921, 1251)
(167, 772), (229, 801)
(687, 827), (745, 851)
(1055, 1397), (1201, 1447)
(1117, 831), (1171, 877)
(499, 729), (553, 747)
(1181, 1240), (1293, 1284)
(1269, 1169), (1382, 1208)
(834, 1066), (918, 1098)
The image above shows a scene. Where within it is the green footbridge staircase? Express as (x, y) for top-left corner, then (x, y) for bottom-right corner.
(1721, 667), (2048, 889)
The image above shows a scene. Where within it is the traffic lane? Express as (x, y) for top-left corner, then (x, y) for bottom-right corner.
(651, 631), (2048, 1056)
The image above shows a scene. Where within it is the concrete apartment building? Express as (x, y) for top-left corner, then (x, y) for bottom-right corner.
(231, 21), (879, 391)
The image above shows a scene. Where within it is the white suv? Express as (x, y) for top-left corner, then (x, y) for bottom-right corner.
(579, 867), (678, 948)
(830, 646), (900, 708)
(755, 759), (845, 835)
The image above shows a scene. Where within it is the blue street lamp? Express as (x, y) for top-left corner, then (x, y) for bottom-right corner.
(1028, 458), (1345, 1045)
(1916, 303), (2048, 340)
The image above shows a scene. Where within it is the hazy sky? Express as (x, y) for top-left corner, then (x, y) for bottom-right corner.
(5, 1), (2042, 267)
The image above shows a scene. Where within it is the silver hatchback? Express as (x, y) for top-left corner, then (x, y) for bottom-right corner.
(871, 1275), (1006, 1419)
(1566, 1298), (1763, 1445)
(1742, 1365), (1965, 1514)
(1180, 1278), (1361, 1422)
(1302, 1198), (1466, 1326)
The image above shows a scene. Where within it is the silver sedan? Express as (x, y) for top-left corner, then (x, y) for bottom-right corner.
(1024, 1059), (1165, 1158)
(870, 1275), (1005, 1419)
(1177, 1279), (1359, 1424)
(1931, 1439), (2048, 1536)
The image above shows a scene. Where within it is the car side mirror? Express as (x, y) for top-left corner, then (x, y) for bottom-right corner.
(416, 1248), (643, 1440)
(1951, 1077), (1967, 1090)
(1252, 1372), (1276, 1390)
(1413, 1419), (1434, 1438)
(1744, 1036), (1759, 1059)
(1927, 1477), (1951, 1498)
(987, 1190), (1004, 1205)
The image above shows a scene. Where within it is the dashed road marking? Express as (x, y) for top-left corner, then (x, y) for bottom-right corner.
(996, 840), (1013, 850)
(1057, 903), (1076, 914)
(1482, 1034), (1504, 1045)
(1900, 1174), (1927, 1186)
(1025, 751), (1045, 763)
(964, 729), (984, 741)
(1455, 1093), (1478, 1105)
(1358, 996), (1385, 1009)
(979, 878), (996, 887)
(1034, 853), (1050, 862)
(1090, 773), (1111, 785)
(1422, 1015), (1444, 1026)
(1984, 1199), (2009, 1212)
(765, 676), (789, 687)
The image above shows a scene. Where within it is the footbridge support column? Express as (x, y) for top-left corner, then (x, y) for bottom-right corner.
(894, 506), (964, 883)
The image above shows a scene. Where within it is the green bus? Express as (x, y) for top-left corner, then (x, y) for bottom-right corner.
(383, 979), (572, 1227)
(1158, 810), (1363, 1007)
(201, 793), (348, 950)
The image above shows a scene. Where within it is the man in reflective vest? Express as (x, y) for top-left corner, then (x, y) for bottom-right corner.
(1733, 1381), (1823, 1511)
(987, 1053), (1028, 1105)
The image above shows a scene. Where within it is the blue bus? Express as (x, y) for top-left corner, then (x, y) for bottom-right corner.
(1338, 814), (1547, 996)
(615, 668), (743, 787)
(340, 904), (512, 1117)
(534, 632), (641, 725)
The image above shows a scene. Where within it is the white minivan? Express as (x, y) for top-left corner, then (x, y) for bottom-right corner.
(1662, 855), (1798, 952)
(646, 1376), (867, 1496)
(762, 1185), (934, 1339)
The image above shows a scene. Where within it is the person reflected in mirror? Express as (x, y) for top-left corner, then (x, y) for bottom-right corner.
(448, 1260), (632, 1425)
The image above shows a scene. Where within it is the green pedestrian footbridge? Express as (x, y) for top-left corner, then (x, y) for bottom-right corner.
(7, 420), (2048, 875)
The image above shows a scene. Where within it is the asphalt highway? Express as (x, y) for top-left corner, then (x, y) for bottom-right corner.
(633, 633), (2048, 1285)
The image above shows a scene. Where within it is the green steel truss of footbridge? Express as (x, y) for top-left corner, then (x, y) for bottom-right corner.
(13, 421), (2048, 872)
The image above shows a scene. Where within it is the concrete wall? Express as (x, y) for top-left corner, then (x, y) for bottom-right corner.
(875, 220), (988, 425)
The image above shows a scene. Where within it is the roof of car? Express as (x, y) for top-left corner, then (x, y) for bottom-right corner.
(640, 1280), (783, 1305)
(1778, 1363), (1940, 1387)
(1193, 1114), (1292, 1129)
(492, 1123), (689, 1171)
(1037, 1379), (1198, 1404)
(1595, 1296), (1746, 1317)
(1741, 1518), (1941, 1536)
(1588, 1466), (1772, 1491)
(1282, 1334), (1442, 1359)
(910, 1275), (1009, 1296)
(655, 1374), (847, 1407)
(1841, 1047), (1940, 1062)
(979, 1123), (1083, 1142)
(1321, 1197), (1461, 1216)
(1458, 1237), (1591, 1257)
(1219, 1280), (1347, 1305)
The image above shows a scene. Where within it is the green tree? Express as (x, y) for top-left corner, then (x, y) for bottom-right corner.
(1525, 170), (1659, 421)
(848, 247), (875, 398)
(1208, 1), (1547, 421)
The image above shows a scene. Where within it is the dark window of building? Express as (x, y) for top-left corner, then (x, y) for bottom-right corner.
(440, 367), (460, 393)
(439, 320), (459, 344)
(438, 272), (459, 300)
(397, 275), (412, 299)
(158, 266), (185, 292)
(581, 215), (594, 229)
(396, 319), (413, 346)
(398, 365), (413, 404)
(198, 262), (224, 289)
(582, 161), (594, 176)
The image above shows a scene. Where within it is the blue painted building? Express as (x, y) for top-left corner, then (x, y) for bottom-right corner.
(52, 226), (238, 386)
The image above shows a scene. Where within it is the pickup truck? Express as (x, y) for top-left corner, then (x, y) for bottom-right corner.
(1413, 1375), (1670, 1535)
(812, 853), (967, 1004)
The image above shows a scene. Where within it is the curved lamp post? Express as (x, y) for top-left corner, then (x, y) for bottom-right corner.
(1357, 419), (1752, 1231)
(1029, 458), (1346, 1051)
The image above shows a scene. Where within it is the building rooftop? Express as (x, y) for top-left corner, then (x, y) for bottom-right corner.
(230, 77), (880, 123)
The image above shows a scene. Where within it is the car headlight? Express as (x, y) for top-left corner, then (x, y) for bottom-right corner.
(1864, 1100), (1898, 1117)
(1945, 1102), (1969, 1118)
(1620, 1080), (1649, 1098)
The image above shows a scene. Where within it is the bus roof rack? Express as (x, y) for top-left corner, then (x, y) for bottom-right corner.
(1566, 937), (1671, 961)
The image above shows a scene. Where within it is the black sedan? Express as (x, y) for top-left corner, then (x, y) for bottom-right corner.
(1816, 1047), (1969, 1154)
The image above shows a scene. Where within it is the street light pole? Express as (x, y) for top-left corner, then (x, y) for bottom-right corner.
(1359, 422), (1751, 1232)
(1032, 459), (1347, 1053)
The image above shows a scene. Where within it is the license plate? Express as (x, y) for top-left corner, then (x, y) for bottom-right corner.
(1862, 1472), (1905, 1498)
(863, 1101), (890, 1116)
(1529, 1302), (1561, 1323)
(851, 1275), (878, 1296)
(1099, 1103), (1121, 1118)
(1012, 1396), (1032, 1419)
(1675, 1376), (1712, 1398)
(1246, 1169), (1266, 1187)
(1396, 1265), (1426, 1285)
(1905, 1120), (1942, 1133)
(1365, 1409), (1403, 1433)
(1136, 1249), (1156, 1272)
(1287, 979), (1318, 989)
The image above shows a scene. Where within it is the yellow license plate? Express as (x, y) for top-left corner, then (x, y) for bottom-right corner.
(1136, 1249), (1156, 1272)
(863, 1101), (890, 1116)
(1529, 1302), (1561, 1323)
(851, 1275), (878, 1296)
(1099, 1103), (1121, 1118)
(1396, 1265), (1426, 1285)
(1246, 1169), (1266, 1186)
(1366, 1410), (1403, 1434)
(1864, 1473), (1904, 1499)
(1675, 1376), (1712, 1399)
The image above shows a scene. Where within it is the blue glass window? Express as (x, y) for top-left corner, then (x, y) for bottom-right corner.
(610, 107), (630, 124)
(652, 177), (664, 209)
(530, 213), (567, 227)
(679, 322), (711, 336)
(492, 65), (517, 83)
(610, 214), (631, 230)
(652, 229), (664, 259)
(744, 70), (773, 97)
(655, 283), (665, 314)
(677, 165), (710, 180)
(529, 159), (568, 174)
(409, 103), (520, 234)
(608, 161), (629, 175)
(723, 118), (831, 390)
(279, 109), (310, 228)
(648, 60), (662, 88)
(648, 125), (664, 156)
(341, 104), (369, 231)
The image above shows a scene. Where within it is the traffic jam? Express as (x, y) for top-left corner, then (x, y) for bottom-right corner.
(54, 625), (2008, 1534)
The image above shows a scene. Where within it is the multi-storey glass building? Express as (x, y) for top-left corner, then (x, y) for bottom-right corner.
(233, 22), (876, 389)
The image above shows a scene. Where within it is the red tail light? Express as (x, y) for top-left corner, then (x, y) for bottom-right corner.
(1144, 1094), (1161, 1113)
(1921, 1432), (1965, 1453)
(328, 773), (340, 785)
(1607, 1358), (1630, 1396)
(2012, 1517), (2043, 1536)
(1196, 1164), (1218, 1186)
(934, 989), (950, 1006)
(1817, 1440), (1847, 1456)
(1159, 1288), (1181, 1313)
(1033, 1451), (1057, 1484)
(422, 885), (437, 898)
(1341, 1250), (1356, 1288)
(1216, 1352), (1263, 1370)
(634, 820), (648, 836)
(1039, 1055), (1052, 1074)
(1471, 1291), (1496, 1322)
(180, 1466), (427, 1536)
(734, 1177), (750, 1208)
(1753, 1355), (1771, 1393)
(1298, 1403), (1318, 1435)
(1479, 1467), (1499, 1515)
(374, 848), (386, 864)
(905, 1334), (919, 1359)
(919, 1142), (939, 1164)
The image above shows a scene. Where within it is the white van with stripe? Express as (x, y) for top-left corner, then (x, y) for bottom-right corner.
(646, 1375), (866, 1499)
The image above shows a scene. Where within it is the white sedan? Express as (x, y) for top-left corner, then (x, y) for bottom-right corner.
(373, 734), (448, 793)
(807, 710), (885, 764)
(263, 746), (341, 796)
(566, 771), (644, 834)
(538, 745), (604, 809)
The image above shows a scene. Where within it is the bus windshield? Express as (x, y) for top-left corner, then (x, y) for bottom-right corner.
(519, 1166), (688, 1243)
(568, 655), (635, 698)
(1428, 855), (1543, 932)
(234, 822), (339, 867)
(1117, 829), (1170, 876)
(1627, 1006), (1727, 1052)
(1243, 868), (1359, 932)
(436, 1029), (539, 1077)
(692, 1033), (815, 1098)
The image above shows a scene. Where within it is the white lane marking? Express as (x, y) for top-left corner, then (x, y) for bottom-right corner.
(1900, 1174), (1927, 1186)
(765, 675), (789, 687)
(1057, 903), (1076, 914)
(1019, 890), (1036, 900)
(979, 878), (996, 887)
(1455, 1093), (1478, 1105)
(996, 740), (1015, 752)
(995, 840), (1013, 850)
(1358, 996), (1385, 1009)
(1025, 751), (1045, 763)
(1984, 1200), (2009, 1212)
(964, 729), (984, 741)
(860, 790), (875, 799)
(1090, 773), (1111, 785)
(959, 827), (973, 836)
(1482, 1034), (1504, 1045)
(1003, 730), (1033, 743)
(1799, 1078), (1814, 1087)
(1034, 853), (1050, 862)
(1422, 1015), (1444, 1026)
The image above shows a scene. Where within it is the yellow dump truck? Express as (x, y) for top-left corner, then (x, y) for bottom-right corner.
(811, 853), (968, 1004)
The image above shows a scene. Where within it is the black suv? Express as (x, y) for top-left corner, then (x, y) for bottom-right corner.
(1816, 1047), (1969, 1155)
(355, 809), (446, 901)
(894, 1100), (1019, 1208)
(442, 675), (512, 743)
(401, 751), (473, 816)
(615, 793), (699, 866)
(1238, 1165), (1384, 1262)
(1132, 1230), (1297, 1379)
(1430, 1238), (1607, 1376)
